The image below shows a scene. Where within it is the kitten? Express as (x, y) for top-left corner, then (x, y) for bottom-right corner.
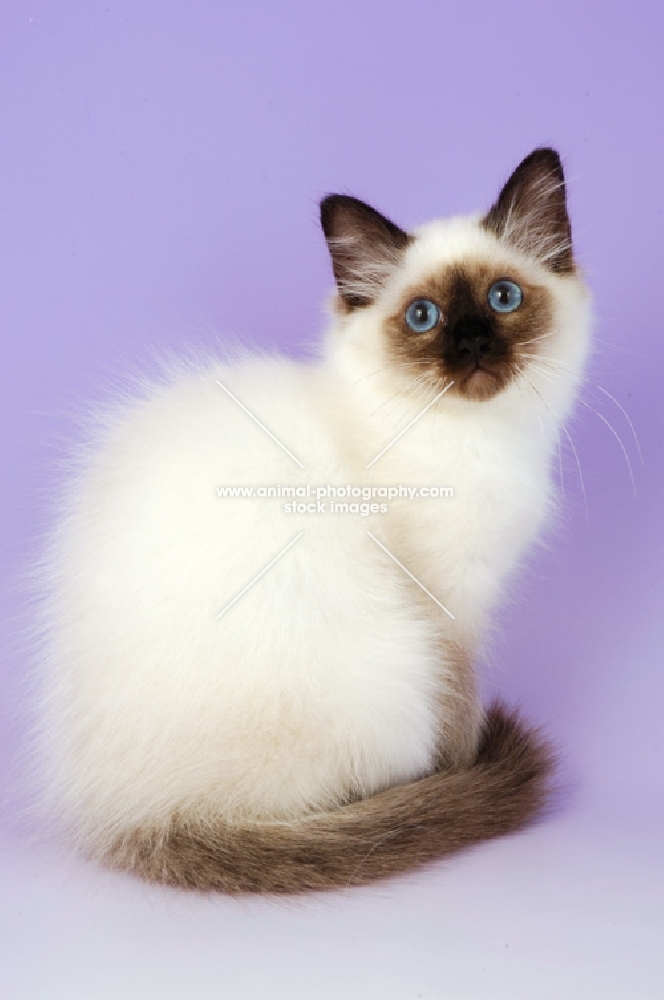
(36, 148), (591, 893)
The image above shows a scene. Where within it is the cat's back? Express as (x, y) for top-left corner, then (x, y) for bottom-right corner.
(38, 353), (440, 832)
(46, 351), (362, 660)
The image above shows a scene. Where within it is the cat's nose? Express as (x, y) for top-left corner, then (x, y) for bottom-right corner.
(455, 330), (491, 362)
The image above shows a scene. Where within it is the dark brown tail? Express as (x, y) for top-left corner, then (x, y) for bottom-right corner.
(106, 702), (555, 894)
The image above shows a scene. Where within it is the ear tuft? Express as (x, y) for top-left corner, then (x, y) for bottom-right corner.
(320, 195), (410, 308)
(483, 148), (574, 273)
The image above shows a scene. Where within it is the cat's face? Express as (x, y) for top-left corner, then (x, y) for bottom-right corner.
(321, 148), (589, 406)
(381, 253), (554, 403)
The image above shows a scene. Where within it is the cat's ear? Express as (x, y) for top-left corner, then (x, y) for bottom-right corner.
(320, 195), (410, 308)
(483, 148), (574, 273)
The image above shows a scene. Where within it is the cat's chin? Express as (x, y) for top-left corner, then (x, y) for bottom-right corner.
(455, 366), (507, 402)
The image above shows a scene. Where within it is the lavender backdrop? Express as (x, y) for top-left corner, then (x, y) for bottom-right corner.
(1, 2), (662, 997)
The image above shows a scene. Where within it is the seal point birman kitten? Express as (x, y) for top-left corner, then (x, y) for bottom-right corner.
(35, 148), (591, 893)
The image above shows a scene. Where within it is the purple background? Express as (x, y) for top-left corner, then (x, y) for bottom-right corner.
(1, 2), (662, 997)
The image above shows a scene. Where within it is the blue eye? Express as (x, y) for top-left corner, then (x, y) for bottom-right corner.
(405, 299), (440, 333)
(488, 280), (523, 313)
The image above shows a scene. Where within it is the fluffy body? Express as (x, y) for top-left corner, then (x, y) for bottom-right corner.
(36, 152), (592, 891)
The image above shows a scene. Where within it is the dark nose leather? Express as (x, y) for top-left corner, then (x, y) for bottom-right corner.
(455, 330), (491, 362)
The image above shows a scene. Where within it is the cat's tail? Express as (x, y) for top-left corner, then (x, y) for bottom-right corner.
(106, 702), (554, 894)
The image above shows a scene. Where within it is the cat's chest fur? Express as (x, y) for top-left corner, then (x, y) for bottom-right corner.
(327, 378), (553, 646)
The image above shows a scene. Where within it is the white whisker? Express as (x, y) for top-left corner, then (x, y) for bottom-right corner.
(518, 332), (555, 348)
(557, 430), (565, 500)
(523, 361), (566, 386)
(352, 360), (425, 387)
(521, 348), (643, 471)
(519, 363), (588, 519)
(593, 384), (644, 467)
(578, 398), (637, 497)
(369, 369), (439, 422)
(561, 423), (588, 520)
(518, 353), (574, 373)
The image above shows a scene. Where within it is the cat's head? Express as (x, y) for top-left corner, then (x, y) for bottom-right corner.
(321, 148), (591, 413)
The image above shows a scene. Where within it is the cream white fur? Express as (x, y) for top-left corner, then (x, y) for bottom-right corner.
(36, 212), (591, 855)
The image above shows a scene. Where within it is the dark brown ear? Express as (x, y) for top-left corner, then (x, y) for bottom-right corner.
(320, 195), (410, 308)
(483, 148), (574, 273)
